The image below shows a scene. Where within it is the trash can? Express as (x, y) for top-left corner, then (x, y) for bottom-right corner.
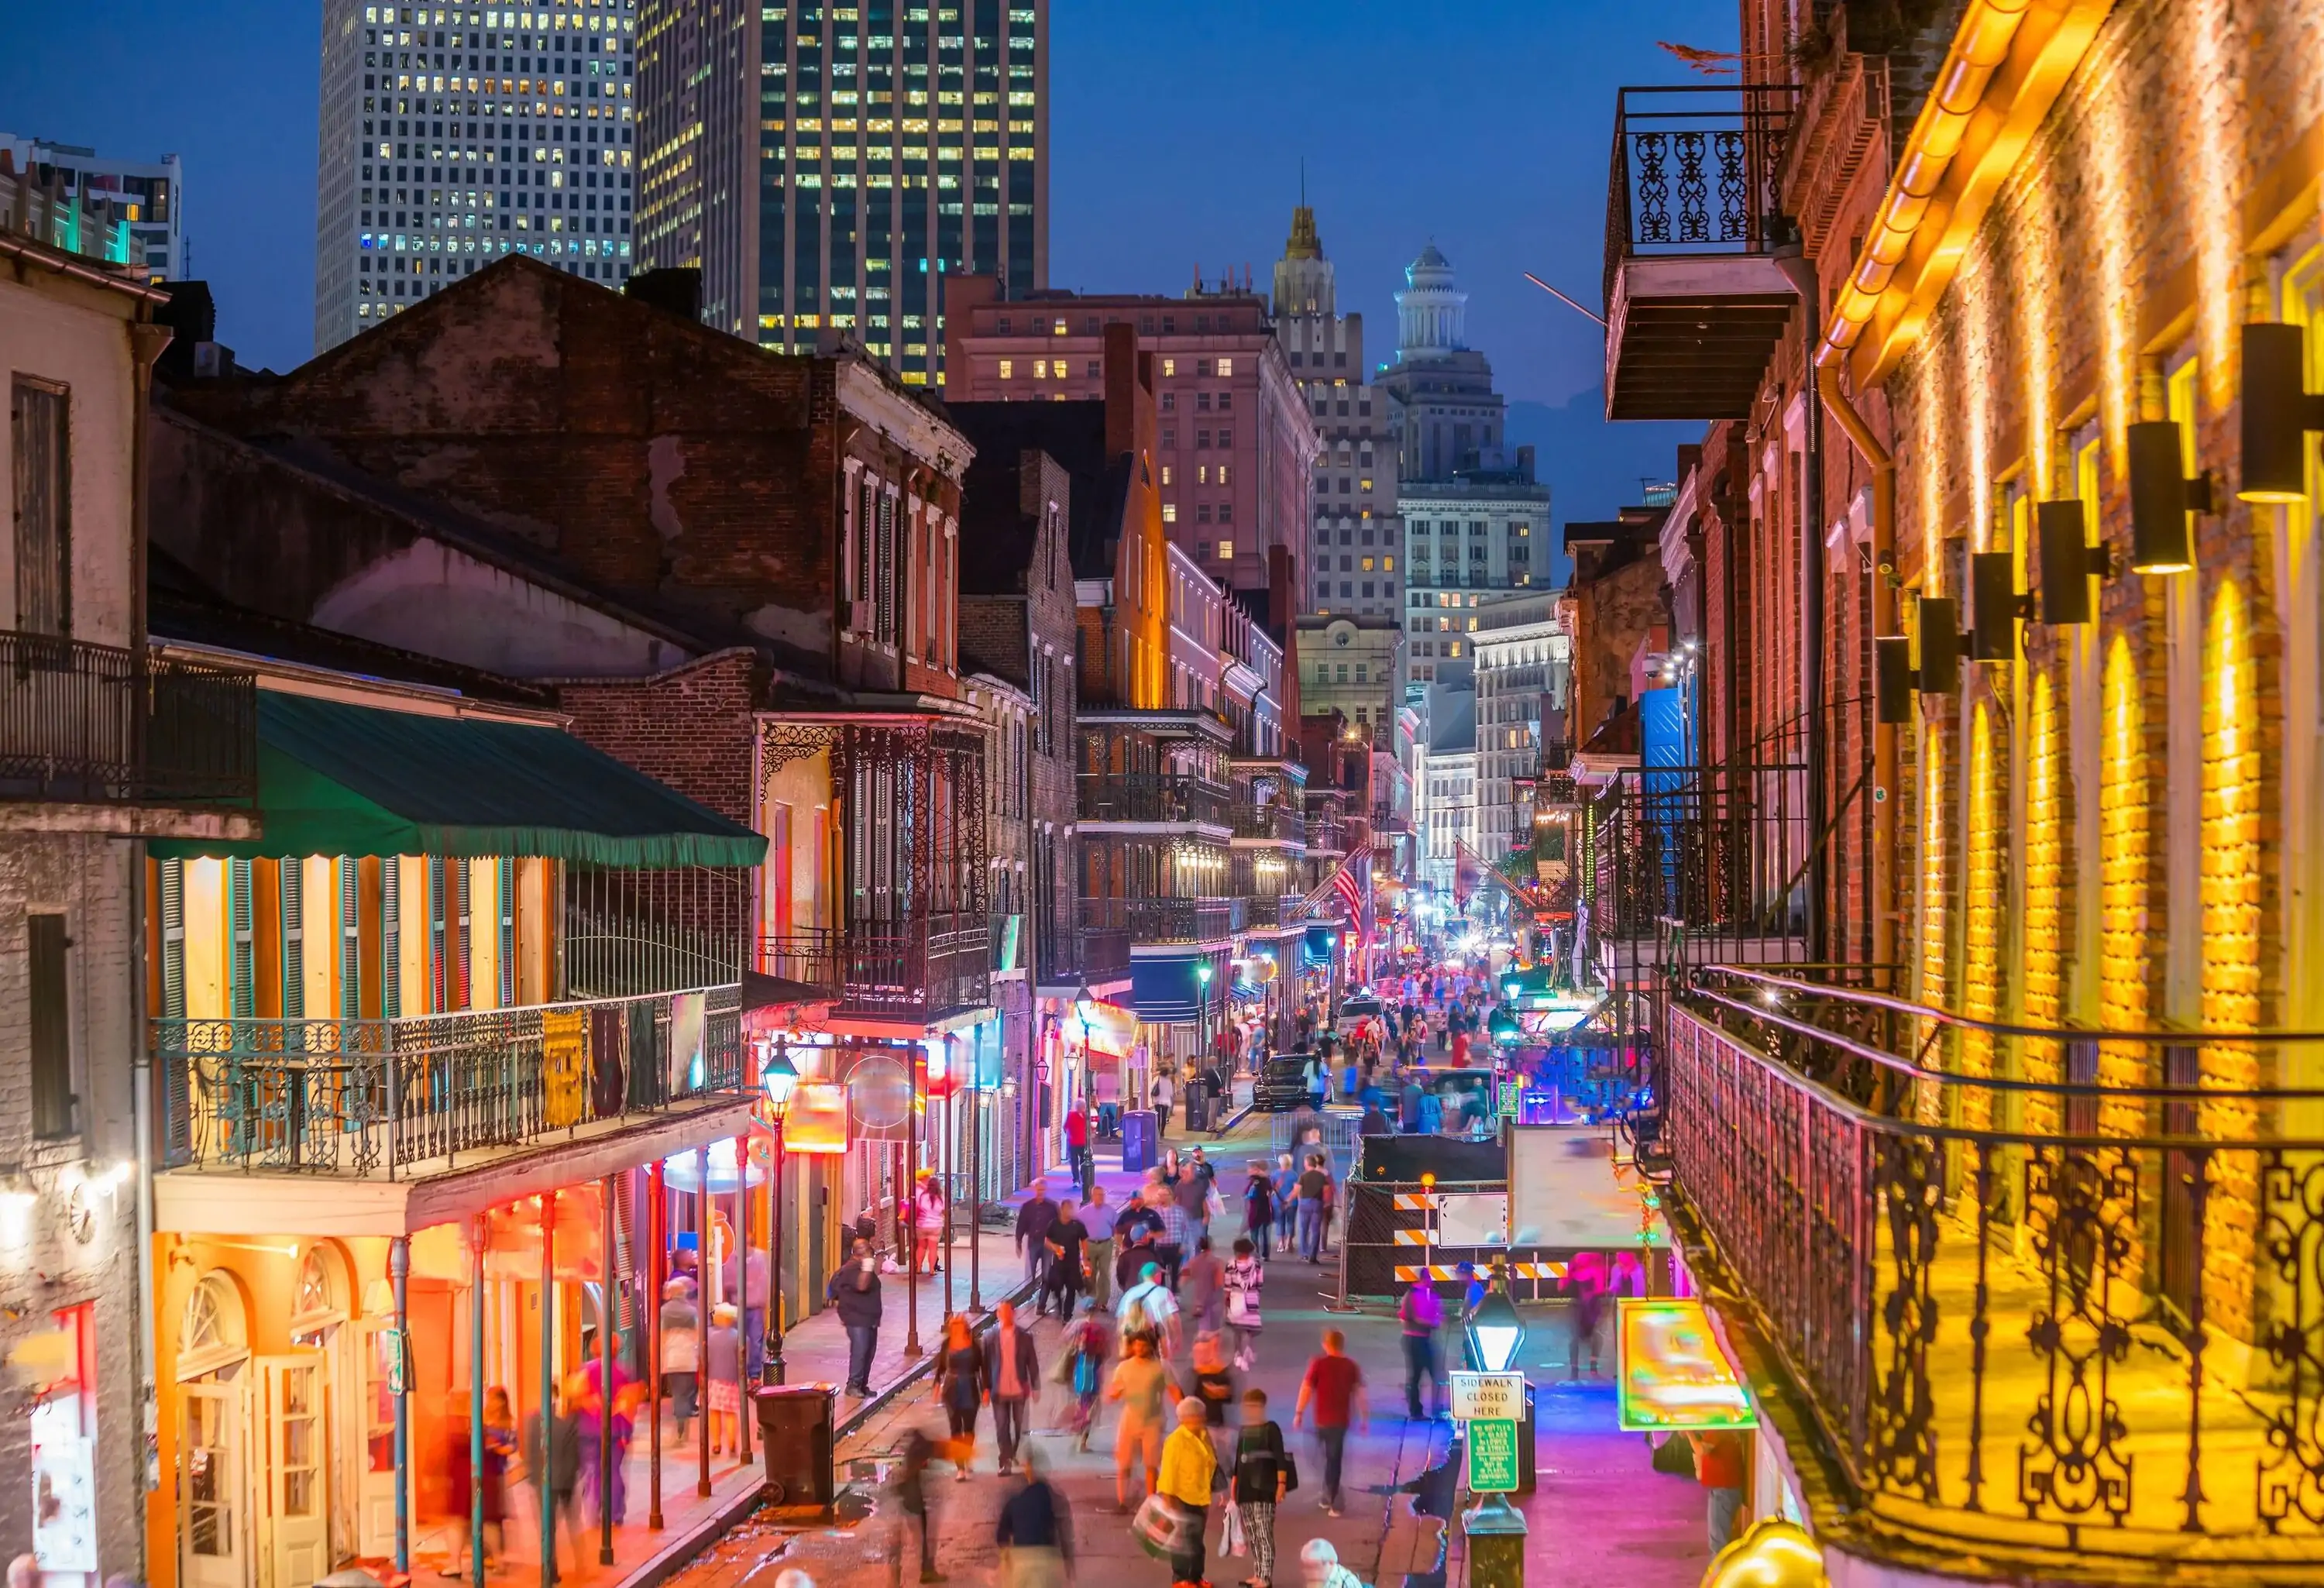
(1181, 1081), (1208, 1133)
(754, 1383), (837, 1507)
(1122, 1109), (1158, 1173)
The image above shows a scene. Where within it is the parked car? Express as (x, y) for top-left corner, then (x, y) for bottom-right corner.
(1255, 1055), (1312, 1112)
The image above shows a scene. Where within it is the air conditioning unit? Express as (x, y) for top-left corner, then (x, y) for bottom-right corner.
(847, 600), (873, 634)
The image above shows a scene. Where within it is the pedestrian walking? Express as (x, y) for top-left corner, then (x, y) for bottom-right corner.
(521, 1387), (584, 1573)
(1153, 1071), (1174, 1136)
(1398, 1277), (1446, 1418)
(724, 1232), (771, 1377)
(1155, 1184), (1195, 1292)
(890, 1428), (943, 1586)
(1293, 1329), (1367, 1516)
(914, 1170), (949, 1276)
(933, 1314), (989, 1478)
(988, 1301), (1040, 1474)
(1222, 1238), (1265, 1371)
(1064, 1104), (1095, 1200)
(1690, 1428), (1748, 1554)
(1016, 1179), (1061, 1314)
(1117, 1260), (1181, 1353)
(659, 1276), (700, 1442)
(1044, 1198), (1089, 1318)
(1085, 1185), (1116, 1311)
(705, 1303), (744, 1455)
(995, 1447), (1074, 1588)
(1295, 1155), (1330, 1263)
(1107, 1332), (1172, 1508)
(1270, 1157), (1299, 1257)
(1156, 1397), (1219, 1588)
(1181, 1235), (1226, 1335)
(1232, 1388), (1289, 1588)
(1242, 1161), (1275, 1252)
(1567, 1256), (1608, 1379)
(827, 1237), (883, 1397)
(1063, 1301), (1113, 1450)
(1190, 1331), (1236, 1455)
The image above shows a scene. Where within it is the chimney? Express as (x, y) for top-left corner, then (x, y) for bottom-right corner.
(1103, 321), (1142, 459)
(624, 266), (703, 322)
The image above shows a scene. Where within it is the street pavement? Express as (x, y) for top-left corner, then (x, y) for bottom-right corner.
(665, 1102), (1714, 1588)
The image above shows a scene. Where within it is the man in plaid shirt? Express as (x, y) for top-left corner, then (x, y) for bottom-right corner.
(1155, 1191), (1195, 1293)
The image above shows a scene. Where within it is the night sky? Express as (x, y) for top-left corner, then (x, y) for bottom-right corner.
(4, 0), (1734, 522)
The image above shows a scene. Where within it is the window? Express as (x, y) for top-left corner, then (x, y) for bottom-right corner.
(1160, 465), (1173, 486)
(1217, 391), (1232, 411)
(1162, 504), (1177, 523)
(1218, 464), (1230, 486)
(12, 378), (71, 636)
(1216, 539), (1233, 561)
(1197, 541), (1212, 561)
(1086, 360), (1099, 378)
(29, 913), (71, 1139)
(1033, 358), (1049, 378)
(1161, 392), (1176, 412)
(1216, 356), (1233, 376)
(1217, 504), (1233, 524)
(1162, 357), (1176, 377)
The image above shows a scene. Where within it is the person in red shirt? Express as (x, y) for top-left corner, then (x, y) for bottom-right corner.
(1690, 1429), (1748, 1553)
(1064, 1105), (1092, 1199)
(1293, 1328), (1369, 1516)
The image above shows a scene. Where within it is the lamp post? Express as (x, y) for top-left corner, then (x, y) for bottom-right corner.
(1461, 1275), (1532, 1588)
(758, 1041), (798, 1387)
(1072, 978), (1097, 1187)
(1196, 959), (1215, 1084)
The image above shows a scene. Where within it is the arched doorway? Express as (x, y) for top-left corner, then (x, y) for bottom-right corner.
(287, 1244), (366, 1569)
(177, 1276), (249, 1588)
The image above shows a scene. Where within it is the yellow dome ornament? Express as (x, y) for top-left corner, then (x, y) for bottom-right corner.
(1699, 1518), (1828, 1588)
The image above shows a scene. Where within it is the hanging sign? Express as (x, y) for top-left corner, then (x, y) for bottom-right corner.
(31, 1436), (96, 1572)
(1448, 1371), (1525, 1422)
(543, 1008), (589, 1129)
(1616, 1299), (1757, 1432)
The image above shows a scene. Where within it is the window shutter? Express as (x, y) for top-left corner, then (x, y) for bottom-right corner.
(380, 859), (401, 1020)
(428, 856), (448, 1012)
(280, 862), (304, 1021)
(339, 859), (360, 1019)
(229, 858), (255, 1020)
(160, 859), (186, 1021)
(497, 857), (516, 1006)
(28, 913), (71, 1139)
(10, 379), (71, 638)
(453, 860), (473, 1009)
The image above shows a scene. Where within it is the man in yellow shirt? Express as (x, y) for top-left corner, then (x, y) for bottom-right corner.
(1157, 1396), (1218, 1588)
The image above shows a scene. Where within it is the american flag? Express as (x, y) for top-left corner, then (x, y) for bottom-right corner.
(1332, 851), (1372, 944)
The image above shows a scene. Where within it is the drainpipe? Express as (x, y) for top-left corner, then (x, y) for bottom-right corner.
(1774, 240), (1827, 961)
(1814, 363), (1896, 985)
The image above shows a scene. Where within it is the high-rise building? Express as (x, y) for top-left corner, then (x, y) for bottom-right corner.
(944, 275), (1317, 597)
(0, 136), (184, 281)
(1377, 243), (1550, 686)
(1272, 201), (1401, 623)
(634, 0), (1047, 384)
(316, 0), (640, 353)
(1470, 589), (1566, 861)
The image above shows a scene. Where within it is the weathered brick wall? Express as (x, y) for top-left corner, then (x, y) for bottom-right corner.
(555, 650), (764, 825)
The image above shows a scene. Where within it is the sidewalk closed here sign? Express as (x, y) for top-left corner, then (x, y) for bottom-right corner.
(1466, 1418), (1521, 1493)
(1449, 1370), (1525, 1421)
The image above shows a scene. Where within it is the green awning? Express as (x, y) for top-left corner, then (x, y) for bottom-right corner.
(150, 691), (767, 868)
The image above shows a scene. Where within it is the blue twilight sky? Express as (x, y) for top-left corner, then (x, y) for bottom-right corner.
(2, 0), (1734, 524)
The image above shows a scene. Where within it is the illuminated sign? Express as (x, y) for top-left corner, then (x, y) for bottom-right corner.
(1617, 1299), (1756, 1432)
(782, 1081), (849, 1155)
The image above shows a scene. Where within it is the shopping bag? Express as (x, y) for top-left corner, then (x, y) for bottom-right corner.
(1132, 1493), (1196, 1561)
(1220, 1500), (1246, 1556)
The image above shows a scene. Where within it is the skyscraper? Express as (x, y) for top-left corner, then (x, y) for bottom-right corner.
(1272, 201), (1401, 624)
(1377, 243), (1549, 686)
(635, 0), (1047, 385)
(316, 0), (640, 354)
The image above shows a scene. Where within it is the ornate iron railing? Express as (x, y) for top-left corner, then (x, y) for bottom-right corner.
(155, 984), (744, 1177)
(758, 911), (992, 1016)
(1603, 83), (1799, 308)
(1663, 968), (2324, 1569)
(1231, 803), (1307, 844)
(1078, 894), (1240, 945)
(1040, 919), (1132, 985)
(1078, 772), (1231, 828)
(1242, 894), (1310, 929)
(0, 634), (256, 806)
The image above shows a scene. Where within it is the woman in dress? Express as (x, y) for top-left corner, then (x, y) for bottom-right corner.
(913, 1170), (949, 1275)
(932, 1312), (988, 1477)
(703, 1302), (743, 1456)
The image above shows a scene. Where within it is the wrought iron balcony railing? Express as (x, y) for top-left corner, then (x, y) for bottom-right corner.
(0, 634), (257, 806)
(759, 910), (992, 1017)
(1078, 895), (1240, 946)
(1602, 83), (1797, 307)
(1231, 803), (1307, 844)
(1078, 772), (1230, 828)
(1242, 894), (1309, 929)
(155, 984), (744, 1177)
(1040, 920), (1133, 985)
(1660, 966), (2324, 1573)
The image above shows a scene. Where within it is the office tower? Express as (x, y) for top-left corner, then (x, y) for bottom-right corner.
(944, 274), (1316, 597)
(1377, 243), (1549, 686)
(1272, 200), (1401, 621)
(317, 0), (640, 353)
(636, 0), (1048, 385)
(0, 136), (184, 281)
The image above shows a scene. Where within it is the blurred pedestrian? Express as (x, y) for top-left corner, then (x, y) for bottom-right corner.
(1222, 1237), (1265, 1371)
(1181, 1235), (1226, 1335)
(1016, 1178), (1061, 1311)
(1064, 1104), (1095, 1200)
(1044, 1198), (1089, 1318)
(1084, 1185), (1116, 1311)
(914, 1171), (949, 1276)
(660, 1276), (700, 1442)
(1107, 1332), (1171, 1508)
(1064, 1299), (1113, 1450)
(1242, 1160), (1276, 1253)
(934, 1313), (988, 1479)
(1691, 1428), (1748, 1554)
(705, 1303), (744, 1456)
(890, 1428), (943, 1586)
(1398, 1277), (1446, 1418)
(995, 1446), (1074, 1588)
(1293, 1329), (1367, 1517)
(1156, 1397), (1219, 1588)
(1232, 1388), (1289, 1588)
(988, 1301), (1040, 1475)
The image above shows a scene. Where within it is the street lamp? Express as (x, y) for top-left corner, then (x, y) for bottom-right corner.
(758, 1040), (799, 1387)
(1461, 1276), (1530, 1584)
(1072, 976), (1097, 1174)
(1196, 960), (1215, 1073)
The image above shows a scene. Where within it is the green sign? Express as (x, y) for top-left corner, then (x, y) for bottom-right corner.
(1466, 1417), (1521, 1493)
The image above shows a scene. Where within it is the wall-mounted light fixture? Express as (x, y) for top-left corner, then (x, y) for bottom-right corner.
(2126, 420), (2214, 574)
(2239, 321), (2324, 504)
(1916, 596), (1963, 694)
(2034, 500), (2112, 624)
(1968, 552), (2027, 661)
(1872, 592), (1972, 723)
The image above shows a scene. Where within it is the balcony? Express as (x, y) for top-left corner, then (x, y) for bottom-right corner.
(759, 911), (992, 1021)
(155, 985), (744, 1176)
(1078, 772), (1230, 829)
(1661, 968), (2324, 1576)
(1043, 913), (1134, 986)
(1230, 803), (1307, 845)
(1603, 84), (1800, 421)
(1242, 894), (1309, 930)
(1079, 895), (1241, 947)
(0, 634), (257, 809)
